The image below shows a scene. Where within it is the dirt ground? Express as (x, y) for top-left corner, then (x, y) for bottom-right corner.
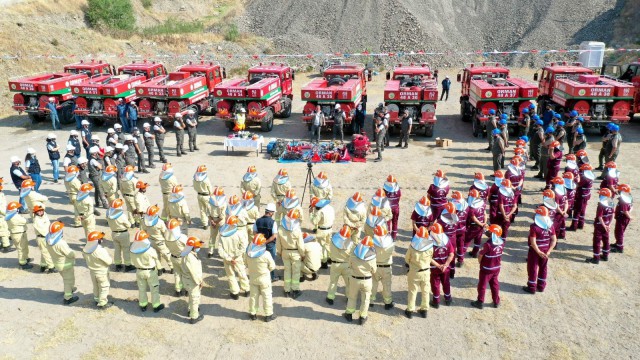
(0, 70), (638, 360)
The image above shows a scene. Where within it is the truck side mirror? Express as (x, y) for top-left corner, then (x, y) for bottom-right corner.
(291, 70), (295, 81)
(223, 68), (227, 79)
(533, 73), (539, 81)
(367, 72), (372, 82)
(456, 73), (461, 82)
(386, 72), (390, 81)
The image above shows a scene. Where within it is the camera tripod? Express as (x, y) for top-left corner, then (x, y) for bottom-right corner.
(301, 161), (315, 205)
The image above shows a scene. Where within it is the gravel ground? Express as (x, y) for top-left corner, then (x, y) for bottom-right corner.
(0, 70), (639, 359)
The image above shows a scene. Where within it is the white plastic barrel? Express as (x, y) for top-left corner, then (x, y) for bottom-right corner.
(578, 41), (605, 68)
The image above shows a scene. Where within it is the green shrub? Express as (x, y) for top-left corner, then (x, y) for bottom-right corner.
(50, 39), (60, 46)
(224, 24), (240, 42)
(141, 18), (204, 36)
(86, 0), (136, 31)
(141, 0), (152, 9)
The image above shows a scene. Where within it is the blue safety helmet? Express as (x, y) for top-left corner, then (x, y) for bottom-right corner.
(612, 124), (620, 132)
(545, 126), (554, 134)
(492, 128), (502, 135)
(577, 116), (584, 122)
(532, 114), (540, 121)
(489, 109), (496, 115)
(606, 122), (615, 130)
(500, 114), (508, 120)
(536, 119), (543, 126)
(557, 121), (565, 127)
(522, 108), (529, 114)
(554, 113), (562, 119)
(499, 119), (507, 125)
(569, 110), (578, 117)
(520, 136), (529, 143)
(529, 104), (536, 110)
(577, 127), (584, 135)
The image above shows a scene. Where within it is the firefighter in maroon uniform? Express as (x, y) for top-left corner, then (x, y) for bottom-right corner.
(383, 175), (401, 240)
(550, 177), (568, 248)
(545, 141), (563, 188)
(541, 189), (557, 226)
(469, 172), (489, 207)
(496, 179), (517, 239)
(523, 206), (557, 294)
(428, 223), (454, 307)
(564, 154), (580, 217)
(569, 164), (595, 231)
(451, 191), (469, 268)
(586, 188), (615, 264)
(514, 147), (527, 204)
(612, 184), (633, 253)
(471, 224), (504, 309)
(599, 161), (620, 196)
(437, 202), (458, 278)
(428, 170), (449, 219)
(411, 196), (434, 236)
(563, 172), (577, 220)
(504, 156), (524, 215)
(575, 149), (589, 168)
(467, 189), (488, 258)
(488, 170), (504, 225)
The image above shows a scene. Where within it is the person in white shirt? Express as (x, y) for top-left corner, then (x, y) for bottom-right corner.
(310, 105), (325, 144)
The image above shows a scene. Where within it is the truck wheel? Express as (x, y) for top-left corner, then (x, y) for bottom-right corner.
(472, 118), (481, 137)
(59, 104), (75, 125)
(261, 108), (274, 132)
(460, 103), (470, 122)
(279, 98), (292, 118)
(92, 117), (106, 127)
(28, 113), (46, 124)
(307, 123), (312, 131)
(424, 125), (434, 137)
(226, 121), (235, 130)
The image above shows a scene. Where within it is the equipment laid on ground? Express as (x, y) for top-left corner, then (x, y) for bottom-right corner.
(384, 63), (439, 137)
(72, 60), (167, 125)
(301, 63), (371, 132)
(135, 61), (226, 124)
(457, 62), (538, 137)
(9, 59), (113, 124)
(214, 63), (295, 132)
(534, 61), (635, 132)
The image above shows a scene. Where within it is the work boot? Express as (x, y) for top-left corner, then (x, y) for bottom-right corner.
(114, 264), (123, 272)
(249, 314), (257, 321)
(47, 268), (57, 274)
(359, 317), (368, 326)
(299, 276), (306, 283)
(141, 169), (150, 174)
(522, 286), (536, 294)
(153, 304), (165, 313)
(610, 246), (623, 253)
(177, 153), (182, 157)
(470, 300), (484, 309)
(207, 253), (214, 259)
(310, 273), (318, 281)
(291, 290), (302, 299)
(601, 254), (609, 262)
(384, 302), (395, 310)
(429, 300), (439, 309)
(445, 298), (452, 306)
(404, 310), (413, 319)
(242, 291), (250, 298)
(26, 258), (33, 263)
(19, 263), (33, 270)
(585, 257), (600, 264)
(63, 296), (79, 305)
(284, 291), (290, 298)
(93, 209), (101, 216)
(175, 290), (182, 297)
(418, 309), (428, 318)
(124, 265), (136, 272)
(230, 293), (239, 300)
(167, 269), (174, 275)
(190, 314), (204, 324)
(157, 269), (164, 276)
(449, 271), (455, 279)
(320, 262), (328, 269)
(325, 297), (334, 305)
(181, 151), (187, 155)
(98, 302), (113, 310)
(468, 252), (477, 258)
(395, 144), (402, 148)
(342, 313), (353, 322)
(264, 315), (275, 322)
(140, 304), (148, 312)
(194, 147), (200, 151)
(594, 166), (603, 171)
(456, 261), (463, 268)
(40, 265), (47, 273)
(403, 145), (408, 149)
(493, 302), (500, 308)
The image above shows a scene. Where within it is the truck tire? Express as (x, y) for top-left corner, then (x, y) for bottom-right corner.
(92, 117), (106, 127)
(472, 117), (481, 138)
(279, 98), (292, 118)
(28, 113), (46, 124)
(424, 125), (434, 137)
(226, 121), (235, 130)
(59, 104), (75, 125)
(460, 102), (470, 122)
(261, 108), (274, 132)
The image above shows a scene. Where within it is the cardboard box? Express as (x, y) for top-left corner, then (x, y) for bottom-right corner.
(435, 137), (453, 148)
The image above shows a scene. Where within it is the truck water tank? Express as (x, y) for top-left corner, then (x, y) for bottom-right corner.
(578, 41), (605, 68)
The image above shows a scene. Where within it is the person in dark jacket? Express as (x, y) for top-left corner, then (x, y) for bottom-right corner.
(46, 133), (61, 183)
(117, 99), (129, 134)
(354, 103), (365, 135)
(25, 148), (42, 192)
(9, 156), (31, 213)
(440, 76), (451, 101)
(253, 203), (279, 282)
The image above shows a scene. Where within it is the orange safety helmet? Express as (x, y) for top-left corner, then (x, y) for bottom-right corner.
(351, 192), (363, 203)
(374, 224), (388, 237)
(196, 164), (207, 173)
(501, 179), (512, 188)
(49, 220), (64, 234)
(277, 168), (288, 177)
(599, 188), (613, 198)
(228, 195), (240, 206)
(474, 172), (485, 181)
(124, 165), (135, 173)
(386, 174), (397, 183)
(88, 231), (105, 242)
(21, 179), (35, 189)
(369, 205), (381, 217)
(186, 236), (203, 249)
(226, 215), (239, 226)
(361, 236), (374, 247)
(535, 206), (549, 217)
(246, 165), (257, 173)
(167, 218), (181, 230)
(580, 163), (593, 171)
(565, 154), (576, 161)
(510, 156), (522, 165)
(310, 196), (320, 208)
(494, 170), (504, 179)
(252, 233), (266, 246)
(241, 191), (254, 201)
(286, 208), (301, 220)
(110, 198), (124, 209)
(551, 177), (564, 185)
(434, 169), (445, 178)
(488, 224), (503, 236)
(212, 186), (224, 196)
(418, 196), (430, 207)
(339, 224), (352, 239)
(468, 189), (480, 198)
(515, 139), (526, 147)
(429, 223), (444, 234)
(443, 202), (456, 214)
(514, 147), (525, 156)
(32, 205), (45, 213)
(146, 205), (160, 216)
(172, 185), (184, 194)
(575, 149), (588, 158)
(105, 165), (117, 174)
(162, 163), (173, 171)
(617, 184), (631, 193)
(451, 191), (463, 201)
(415, 226), (429, 238)
(66, 165), (79, 174)
(605, 161), (617, 169)
(551, 141), (560, 148)
(136, 181), (148, 189)
(134, 230), (149, 242)
(316, 171), (328, 180)
(80, 183), (94, 192)
(563, 172), (574, 180)
(542, 189), (555, 198)
(374, 188), (386, 198)
(285, 189), (296, 198)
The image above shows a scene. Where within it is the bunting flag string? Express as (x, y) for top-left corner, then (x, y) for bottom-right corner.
(1, 48), (639, 60)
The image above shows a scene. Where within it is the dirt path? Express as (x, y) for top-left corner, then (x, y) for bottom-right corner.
(0, 70), (638, 359)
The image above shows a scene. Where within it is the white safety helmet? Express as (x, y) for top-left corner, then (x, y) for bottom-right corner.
(114, 124), (122, 129)
(66, 144), (75, 151)
(105, 146), (114, 153)
(89, 146), (100, 154)
(81, 120), (90, 126)
(143, 122), (151, 128)
(240, 108), (246, 113)
(70, 130), (79, 136)
(107, 128), (115, 134)
(27, 147), (36, 154)
(124, 134), (134, 142)
(187, 110), (195, 115)
(175, 113), (183, 118)
(91, 135), (100, 141)
(48, 97), (55, 102)
(47, 133), (57, 139)
(335, 104), (341, 110)
(77, 156), (88, 164)
(154, 117), (162, 122)
(115, 143), (124, 150)
(10, 156), (20, 163)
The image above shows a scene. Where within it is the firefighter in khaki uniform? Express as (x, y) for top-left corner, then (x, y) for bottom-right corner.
(343, 236), (377, 325)
(0, 181), (11, 252)
(241, 165), (262, 206)
(368, 188), (392, 226)
(404, 226), (434, 319)
(325, 225), (354, 305)
(76, 183), (97, 238)
(277, 208), (305, 299)
(371, 224), (395, 310)
(106, 199), (134, 272)
(181, 236), (205, 324)
(141, 205), (173, 275)
(310, 171), (333, 201)
(46, 221), (78, 305)
(193, 165), (212, 229)
(159, 163), (179, 220)
(100, 165), (119, 205)
(309, 196), (335, 268)
(63, 165), (82, 227)
(166, 219), (187, 296)
(82, 231), (113, 309)
(271, 169), (292, 222)
(280, 189), (304, 225)
(207, 186), (227, 257)
(21, 179), (48, 215)
(6, 202), (31, 269)
(33, 205), (55, 273)
(120, 165), (138, 225)
(343, 192), (367, 243)
(168, 185), (191, 232)
(218, 215), (250, 299)
(300, 232), (322, 281)
(130, 230), (165, 313)
(246, 234), (276, 322)
(134, 181), (151, 224)
(364, 206), (387, 238)
(226, 195), (250, 253)
(242, 191), (260, 240)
